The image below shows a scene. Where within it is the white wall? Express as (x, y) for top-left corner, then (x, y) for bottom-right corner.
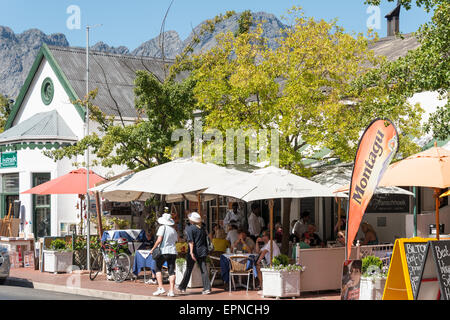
(13, 59), (84, 139)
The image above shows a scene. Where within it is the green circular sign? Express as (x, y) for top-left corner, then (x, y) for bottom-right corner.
(41, 77), (54, 105)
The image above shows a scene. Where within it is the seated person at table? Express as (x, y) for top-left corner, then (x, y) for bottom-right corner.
(302, 224), (324, 247)
(297, 235), (311, 249)
(274, 222), (283, 243)
(335, 231), (346, 247)
(255, 230), (281, 290)
(360, 222), (378, 245)
(231, 229), (255, 253)
(212, 228), (230, 253)
(226, 222), (239, 246)
(209, 223), (219, 241)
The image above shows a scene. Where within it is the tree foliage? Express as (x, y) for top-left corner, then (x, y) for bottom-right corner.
(183, 7), (423, 175)
(0, 94), (13, 133)
(364, 0), (449, 141)
(45, 72), (196, 171)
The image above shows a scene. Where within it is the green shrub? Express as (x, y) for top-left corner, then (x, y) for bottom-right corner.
(362, 255), (383, 276)
(272, 254), (290, 267)
(50, 239), (70, 251)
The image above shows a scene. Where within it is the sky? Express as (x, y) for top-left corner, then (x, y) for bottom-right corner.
(1, 0), (434, 50)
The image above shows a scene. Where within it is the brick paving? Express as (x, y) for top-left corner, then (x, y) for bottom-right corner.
(9, 268), (340, 300)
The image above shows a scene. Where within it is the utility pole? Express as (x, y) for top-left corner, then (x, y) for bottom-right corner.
(86, 24), (101, 271)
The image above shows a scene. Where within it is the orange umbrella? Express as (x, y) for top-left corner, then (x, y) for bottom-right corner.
(378, 145), (450, 239)
(22, 168), (105, 195)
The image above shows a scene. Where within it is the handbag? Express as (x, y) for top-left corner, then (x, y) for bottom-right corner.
(152, 226), (166, 260)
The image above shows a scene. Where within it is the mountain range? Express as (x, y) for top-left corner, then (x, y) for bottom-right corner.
(0, 12), (286, 99)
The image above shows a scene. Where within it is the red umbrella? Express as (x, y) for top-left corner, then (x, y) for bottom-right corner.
(21, 169), (105, 195)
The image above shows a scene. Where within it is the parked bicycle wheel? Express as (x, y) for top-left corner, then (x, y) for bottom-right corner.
(111, 253), (131, 283)
(89, 251), (103, 281)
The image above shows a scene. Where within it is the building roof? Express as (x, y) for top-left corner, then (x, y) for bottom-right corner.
(47, 45), (174, 119)
(5, 44), (180, 130)
(369, 33), (420, 62)
(0, 109), (77, 144)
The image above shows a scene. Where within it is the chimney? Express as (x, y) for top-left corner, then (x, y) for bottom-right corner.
(385, 2), (401, 36)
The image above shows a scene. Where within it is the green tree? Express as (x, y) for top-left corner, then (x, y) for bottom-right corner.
(0, 94), (13, 133)
(186, 7), (423, 175)
(364, 0), (449, 141)
(44, 72), (196, 171)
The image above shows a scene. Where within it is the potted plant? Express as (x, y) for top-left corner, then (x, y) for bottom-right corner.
(359, 255), (387, 300)
(43, 239), (73, 274)
(175, 257), (207, 288)
(261, 254), (305, 299)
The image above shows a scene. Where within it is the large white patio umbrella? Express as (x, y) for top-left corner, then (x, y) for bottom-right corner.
(91, 158), (249, 208)
(202, 166), (336, 265)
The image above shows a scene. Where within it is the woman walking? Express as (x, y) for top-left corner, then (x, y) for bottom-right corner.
(177, 212), (211, 295)
(150, 213), (178, 297)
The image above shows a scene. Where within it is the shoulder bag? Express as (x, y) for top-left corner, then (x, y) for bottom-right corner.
(152, 226), (166, 260)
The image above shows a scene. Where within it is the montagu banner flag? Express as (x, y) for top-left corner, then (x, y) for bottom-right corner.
(346, 119), (399, 259)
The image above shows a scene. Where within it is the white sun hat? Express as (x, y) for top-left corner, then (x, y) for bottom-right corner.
(188, 212), (202, 224)
(158, 213), (175, 226)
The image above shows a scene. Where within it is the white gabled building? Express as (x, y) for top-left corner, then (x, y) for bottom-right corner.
(0, 44), (172, 238)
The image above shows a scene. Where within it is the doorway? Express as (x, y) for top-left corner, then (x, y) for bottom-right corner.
(32, 173), (51, 238)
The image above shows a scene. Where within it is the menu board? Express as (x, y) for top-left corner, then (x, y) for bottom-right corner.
(430, 241), (450, 300)
(404, 242), (428, 297)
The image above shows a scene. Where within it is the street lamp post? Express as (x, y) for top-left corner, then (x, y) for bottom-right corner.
(86, 24), (101, 271)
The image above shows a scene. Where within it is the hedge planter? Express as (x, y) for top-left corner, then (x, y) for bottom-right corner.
(261, 269), (301, 299)
(43, 250), (73, 274)
(175, 259), (207, 288)
(359, 277), (386, 300)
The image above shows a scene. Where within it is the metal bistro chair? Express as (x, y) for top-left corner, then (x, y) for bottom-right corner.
(228, 255), (255, 294)
(208, 255), (222, 287)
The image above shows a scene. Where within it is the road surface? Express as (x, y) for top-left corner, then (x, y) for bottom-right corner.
(0, 285), (104, 300)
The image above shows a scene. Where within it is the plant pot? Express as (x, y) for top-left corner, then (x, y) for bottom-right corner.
(175, 259), (207, 288)
(359, 277), (386, 300)
(261, 268), (301, 299)
(43, 250), (73, 273)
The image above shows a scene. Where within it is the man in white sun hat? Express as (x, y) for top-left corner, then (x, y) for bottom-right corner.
(177, 212), (212, 295)
(150, 212), (178, 297)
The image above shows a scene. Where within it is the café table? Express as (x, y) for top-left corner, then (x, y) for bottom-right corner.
(101, 229), (146, 242)
(220, 253), (258, 287)
(132, 250), (167, 282)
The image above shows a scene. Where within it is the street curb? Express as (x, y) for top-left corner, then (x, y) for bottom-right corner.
(5, 276), (167, 300)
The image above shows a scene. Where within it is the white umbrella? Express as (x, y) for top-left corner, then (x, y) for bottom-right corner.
(202, 166), (336, 265)
(203, 166), (336, 202)
(93, 158), (249, 202)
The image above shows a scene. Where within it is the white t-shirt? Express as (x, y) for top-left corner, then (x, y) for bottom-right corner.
(261, 240), (280, 264)
(248, 212), (262, 237)
(226, 229), (239, 246)
(293, 220), (308, 238)
(156, 225), (178, 255)
(223, 209), (244, 228)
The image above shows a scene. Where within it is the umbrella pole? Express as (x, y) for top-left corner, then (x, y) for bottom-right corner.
(435, 188), (440, 240)
(269, 199), (274, 267)
(197, 193), (202, 218)
(95, 191), (103, 238)
(337, 197), (342, 234)
(216, 196), (220, 227)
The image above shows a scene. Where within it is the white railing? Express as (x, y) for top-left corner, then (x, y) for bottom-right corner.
(356, 243), (394, 267)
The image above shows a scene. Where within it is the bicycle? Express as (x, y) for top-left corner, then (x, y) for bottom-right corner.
(89, 238), (131, 282)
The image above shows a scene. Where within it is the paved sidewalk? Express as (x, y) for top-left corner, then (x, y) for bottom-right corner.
(8, 268), (340, 300)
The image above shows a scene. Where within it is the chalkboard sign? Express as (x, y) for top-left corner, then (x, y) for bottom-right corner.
(366, 193), (410, 213)
(429, 241), (450, 300)
(404, 242), (428, 297)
